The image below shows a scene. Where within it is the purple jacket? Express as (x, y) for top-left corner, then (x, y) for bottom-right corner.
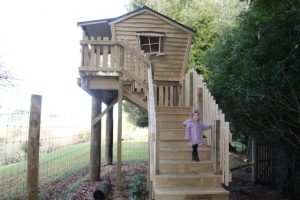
(183, 119), (212, 145)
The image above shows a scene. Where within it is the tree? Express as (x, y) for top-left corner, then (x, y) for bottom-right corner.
(0, 45), (15, 88)
(123, 101), (148, 128)
(202, 0), (300, 197)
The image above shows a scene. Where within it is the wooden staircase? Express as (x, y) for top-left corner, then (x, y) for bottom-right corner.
(77, 37), (231, 199)
(153, 107), (229, 200)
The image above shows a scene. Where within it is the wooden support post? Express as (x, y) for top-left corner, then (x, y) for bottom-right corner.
(105, 107), (113, 165)
(27, 94), (42, 200)
(90, 95), (102, 181)
(116, 46), (124, 191)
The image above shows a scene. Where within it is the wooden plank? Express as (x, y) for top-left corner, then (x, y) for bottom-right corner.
(110, 43), (115, 68)
(116, 30), (189, 39)
(115, 26), (187, 34)
(158, 86), (164, 106)
(27, 95), (42, 200)
(96, 37), (101, 68)
(102, 37), (109, 68)
(170, 86), (174, 106)
(164, 86), (169, 106)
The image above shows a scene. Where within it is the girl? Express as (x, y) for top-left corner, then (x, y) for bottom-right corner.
(183, 109), (212, 161)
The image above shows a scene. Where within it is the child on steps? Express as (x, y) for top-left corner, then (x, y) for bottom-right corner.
(183, 109), (212, 162)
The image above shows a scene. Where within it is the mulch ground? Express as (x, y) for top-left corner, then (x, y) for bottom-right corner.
(39, 164), (281, 200)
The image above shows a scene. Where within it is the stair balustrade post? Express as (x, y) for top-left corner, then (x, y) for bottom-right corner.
(116, 46), (124, 191)
(216, 120), (221, 174)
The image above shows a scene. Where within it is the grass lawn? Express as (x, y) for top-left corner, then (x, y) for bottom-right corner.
(0, 136), (148, 199)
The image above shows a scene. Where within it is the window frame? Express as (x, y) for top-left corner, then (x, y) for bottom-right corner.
(137, 32), (165, 55)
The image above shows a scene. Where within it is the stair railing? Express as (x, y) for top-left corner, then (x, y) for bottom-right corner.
(147, 63), (159, 180)
(180, 69), (232, 186)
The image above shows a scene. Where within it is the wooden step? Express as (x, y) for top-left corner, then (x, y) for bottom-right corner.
(158, 121), (186, 129)
(159, 129), (185, 140)
(157, 113), (190, 121)
(160, 139), (188, 149)
(154, 187), (229, 200)
(154, 173), (222, 188)
(160, 147), (211, 161)
(159, 160), (213, 174)
(156, 106), (192, 114)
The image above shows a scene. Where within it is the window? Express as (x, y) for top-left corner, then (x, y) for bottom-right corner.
(137, 32), (164, 55)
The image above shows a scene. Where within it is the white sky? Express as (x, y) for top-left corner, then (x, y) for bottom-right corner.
(0, 0), (129, 121)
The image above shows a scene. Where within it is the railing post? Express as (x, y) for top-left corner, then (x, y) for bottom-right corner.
(27, 95), (42, 200)
(155, 122), (160, 174)
(214, 120), (221, 174)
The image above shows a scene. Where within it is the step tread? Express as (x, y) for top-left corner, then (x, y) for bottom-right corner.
(160, 138), (187, 141)
(157, 112), (190, 115)
(154, 187), (229, 195)
(160, 128), (185, 131)
(160, 160), (213, 164)
(156, 173), (221, 178)
(160, 147), (211, 152)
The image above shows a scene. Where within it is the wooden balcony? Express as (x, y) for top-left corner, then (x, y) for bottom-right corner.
(78, 36), (150, 91)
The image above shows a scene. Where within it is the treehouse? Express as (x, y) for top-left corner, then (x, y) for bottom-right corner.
(77, 6), (231, 200)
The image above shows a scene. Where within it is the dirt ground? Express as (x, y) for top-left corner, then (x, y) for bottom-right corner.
(39, 164), (281, 200)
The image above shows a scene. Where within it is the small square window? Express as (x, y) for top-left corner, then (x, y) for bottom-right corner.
(137, 32), (164, 55)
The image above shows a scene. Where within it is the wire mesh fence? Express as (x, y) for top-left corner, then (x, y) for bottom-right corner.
(0, 101), (148, 199)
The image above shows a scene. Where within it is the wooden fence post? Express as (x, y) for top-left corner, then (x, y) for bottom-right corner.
(27, 94), (42, 200)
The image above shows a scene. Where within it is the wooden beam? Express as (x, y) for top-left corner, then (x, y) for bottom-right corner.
(92, 98), (118, 127)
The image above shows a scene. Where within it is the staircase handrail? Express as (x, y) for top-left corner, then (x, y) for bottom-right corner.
(147, 63), (158, 180)
(180, 69), (232, 186)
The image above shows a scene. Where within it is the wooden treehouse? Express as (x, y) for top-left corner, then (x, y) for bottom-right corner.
(77, 6), (231, 200)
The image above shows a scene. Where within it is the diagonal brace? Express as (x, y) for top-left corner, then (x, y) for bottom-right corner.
(92, 98), (118, 127)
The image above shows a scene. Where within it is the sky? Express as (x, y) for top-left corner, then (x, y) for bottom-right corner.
(0, 0), (129, 121)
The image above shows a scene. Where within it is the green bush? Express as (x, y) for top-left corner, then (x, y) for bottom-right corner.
(125, 175), (147, 200)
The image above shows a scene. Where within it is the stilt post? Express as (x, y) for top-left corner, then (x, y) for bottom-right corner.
(90, 95), (102, 181)
(116, 46), (124, 191)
